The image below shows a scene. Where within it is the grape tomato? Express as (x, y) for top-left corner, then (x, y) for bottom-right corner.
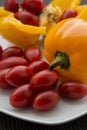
(4, 0), (19, 13)
(30, 69), (59, 91)
(0, 68), (12, 89)
(59, 9), (77, 21)
(33, 90), (60, 111)
(0, 56), (28, 70)
(0, 46), (23, 60)
(28, 60), (49, 74)
(58, 81), (87, 99)
(24, 45), (42, 63)
(5, 65), (33, 86)
(14, 10), (39, 26)
(21, 0), (45, 14)
(9, 84), (35, 108)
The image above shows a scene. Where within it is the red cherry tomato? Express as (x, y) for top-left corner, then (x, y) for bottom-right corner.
(30, 69), (59, 91)
(0, 56), (28, 70)
(33, 90), (60, 111)
(24, 45), (42, 63)
(59, 9), (77, 21)
(5, 65), (33, 86)
(0, 46), (3, 56)
(58, 81), (87, 99)
(21, 0), (45, 14)
(4, 0), (19, 13)
(0, 68), (12, 89)
(28, 60), (49, 74)
(14, 10), (39, 26)
(9, 84), (35, 108)
(0, 46), (23, 60)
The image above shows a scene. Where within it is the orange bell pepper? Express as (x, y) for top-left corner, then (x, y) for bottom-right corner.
(44, 18), (87, 82)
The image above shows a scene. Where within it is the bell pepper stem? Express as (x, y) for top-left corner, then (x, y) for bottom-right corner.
(49, 51), (70, 70)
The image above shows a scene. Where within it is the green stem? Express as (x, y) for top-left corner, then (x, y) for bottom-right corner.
(49, 51), (70, 70)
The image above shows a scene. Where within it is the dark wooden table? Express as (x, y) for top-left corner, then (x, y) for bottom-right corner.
(0, 0), (87, 130)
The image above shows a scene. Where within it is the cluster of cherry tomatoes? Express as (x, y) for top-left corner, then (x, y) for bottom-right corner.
(0, 45), (87, 111)
(4, 0), (44, 26)
(4, 0), (78, 26)
(0, 45), (59, 111)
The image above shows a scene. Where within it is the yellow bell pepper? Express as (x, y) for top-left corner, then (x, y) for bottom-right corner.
(39, 0), (81, 31)
(76, 5), (87, 21)
(49, 0), (80, 13)
(49, 0), (87, 23)
(44, 18), (87, 82)
(0, 15), (46, 47)
(0, 7), (12, 18)
(0, 0), (86, 48)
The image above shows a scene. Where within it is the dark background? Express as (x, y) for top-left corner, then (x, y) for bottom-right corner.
(0, 0), (50, 5)
(0, 0), (87, 130)
(0, 0), (86, 5)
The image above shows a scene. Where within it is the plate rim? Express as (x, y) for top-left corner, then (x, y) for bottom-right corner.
(0, 108), (87, 125)
(0, 35), (87, 125)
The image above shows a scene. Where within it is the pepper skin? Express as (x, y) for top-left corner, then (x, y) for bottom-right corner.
(76, 5), (87, 22)
(39, 0), (80, 31)
(0, 7), (12, 18)
(44, 18), (87, 82)
(0, 15), (46, 47)
(49, 0), (80, 13)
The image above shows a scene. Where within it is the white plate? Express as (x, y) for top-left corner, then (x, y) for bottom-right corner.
(0, 35), (87, 125)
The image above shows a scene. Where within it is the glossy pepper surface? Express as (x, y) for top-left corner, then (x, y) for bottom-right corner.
(49, 0), (80, 13)
(0, 7), (12, 18)
(0, 15), (46, 47)
(44, 18), (87, 82)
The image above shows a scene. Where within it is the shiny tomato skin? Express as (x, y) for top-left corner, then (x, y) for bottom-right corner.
(24, 45), (42, 63)
(30, 69), (59, 91)
(9, 84), (35, 108)
(4, 0), (19, 13)
(0, 56), (28, 70)
(58, 81), (87, 99)
(59, 9), (77, 21)
(0, 68), (12, 89)
(0, 46), (3, 56)
(21, 0), (45, 14)
(33, 90), (60, 111)
(5, 65), (33, 86)
(14, 10), (39, 26)
(28, 60), (49, 74)
(0, 46), (23, 60)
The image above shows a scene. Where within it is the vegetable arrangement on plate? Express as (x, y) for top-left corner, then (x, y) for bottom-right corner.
(0, 0), (87, 112)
